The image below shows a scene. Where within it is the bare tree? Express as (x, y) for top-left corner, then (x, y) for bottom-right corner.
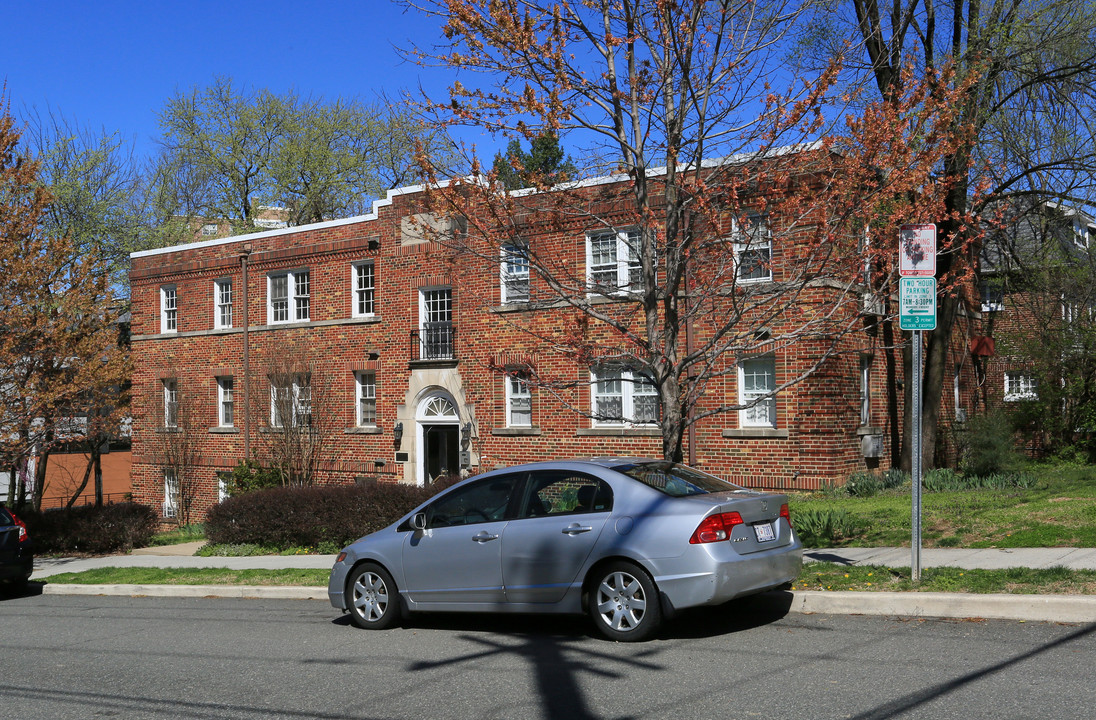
(147, 381), (202, 525)
(404, 0), (972, 462)
(251, 344), (339, 486)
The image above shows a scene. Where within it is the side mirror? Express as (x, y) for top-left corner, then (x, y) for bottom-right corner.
(410, 512), (427, 531)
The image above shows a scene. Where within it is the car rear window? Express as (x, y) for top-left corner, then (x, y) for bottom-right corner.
(614, 461), (745, 497)
(0, 507), (13, 526)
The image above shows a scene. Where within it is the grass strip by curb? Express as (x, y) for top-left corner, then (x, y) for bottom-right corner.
(44, 567), (330, 587)
(797, 562), (1096, 595)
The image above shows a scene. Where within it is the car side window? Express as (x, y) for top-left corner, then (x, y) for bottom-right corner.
(426, 475), (519, 528)
(519, 471), (613, 519)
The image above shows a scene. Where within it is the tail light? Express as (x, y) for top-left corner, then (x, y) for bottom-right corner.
(690, 512), (743, 544)
(780, 503), (792, 528)
(9, 511), (28, 543)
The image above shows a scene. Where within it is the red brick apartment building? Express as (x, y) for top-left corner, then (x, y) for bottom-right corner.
(128, 169), (978, 521)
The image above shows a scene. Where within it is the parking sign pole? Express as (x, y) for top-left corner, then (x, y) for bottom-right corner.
(911, 332), (923, 582)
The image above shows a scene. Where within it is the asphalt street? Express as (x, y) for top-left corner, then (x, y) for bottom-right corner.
(2, 592), (1094, 720)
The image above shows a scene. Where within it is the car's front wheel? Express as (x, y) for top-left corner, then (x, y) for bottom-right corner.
(346, 563), (399, 630)
(588, 561), (661, 642)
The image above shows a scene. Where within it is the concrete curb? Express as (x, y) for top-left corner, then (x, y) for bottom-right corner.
(40, 583), (328, 600)
(38, 583), (1096, 624)
(789, 590), (1096, 624)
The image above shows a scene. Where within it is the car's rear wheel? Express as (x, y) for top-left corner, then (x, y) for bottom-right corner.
(588, 561), (661, 642)
(346, 563), (399, 630)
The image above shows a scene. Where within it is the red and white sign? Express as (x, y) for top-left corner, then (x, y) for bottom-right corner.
(899, 224), (936, 277)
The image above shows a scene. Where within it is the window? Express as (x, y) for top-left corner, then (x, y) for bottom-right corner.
(733, 214), (772, 283)
(520, 471), (612, 517)
(217, 472), (231, 503)
(860, 355), (872, 426)
(268, 270), (310, 324)
(353, 262), (375, 317)
(270, 375), (312, 427)
(214, 278), (233, 329)
(591, 366), (659, 427)
(356, 372), (377, 427)
(418, 287), (454, 359)
(501, 244), (530, 303)
(160, 285), (177, 333)
(739, 356), (777, 427)
(1073, 219), (1092, 249)
(163, 470), (179, 518)
(506, 373), (532, 427)
(587, 229), (642, 294)
(1004, 371), (1037, 401)
(201, 223), (218, 237)
(163, 379), (178, 428)
(217, 376), (234, 427)
(424, 474), (519, 528)
(980, 281), (1004, 312)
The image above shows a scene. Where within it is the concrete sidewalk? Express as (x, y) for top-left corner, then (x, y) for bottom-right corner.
(28, 543), (1096, 625)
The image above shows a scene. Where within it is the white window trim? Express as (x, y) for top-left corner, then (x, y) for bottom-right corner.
(160, 285), (178, 334)
(213, 278), (233, 329)
(1004, 371), (1037, 401)
(352, 261), (375, 318)
(500, 244), (530, 304)
(163, 379), (178, 428)
(590, 366), (659, 428)
(217, 473), (230, 503)
(739, 356), (777, 428)
(270, 375), (312, 428)
(355, 372), (377, 427)
(163, 470), (179, 518)
(860, 355), (872, 427)
(217, 376), (234, 428)
(505, 373), (532, 427)
(586, 229), (642, 295)
(732, 214), (772, 284)
(267, 269), (310, 324)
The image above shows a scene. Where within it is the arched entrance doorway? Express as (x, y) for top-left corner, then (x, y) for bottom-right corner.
(417, 393), (460, 486)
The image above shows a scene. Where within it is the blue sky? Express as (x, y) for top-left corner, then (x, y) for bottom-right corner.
(1, 0), (494, 160)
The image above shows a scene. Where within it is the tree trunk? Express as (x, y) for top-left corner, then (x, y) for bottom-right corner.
(66, 454), (96, 509)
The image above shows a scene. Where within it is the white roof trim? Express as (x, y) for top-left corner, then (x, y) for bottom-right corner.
(130, 142), (824, 260)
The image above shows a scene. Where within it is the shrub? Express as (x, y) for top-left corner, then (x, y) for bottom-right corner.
(793, 508), (863, 547)
(226, 459), (285, 496)
(21, 502), (158, 555)
(205, 482), (444, 549)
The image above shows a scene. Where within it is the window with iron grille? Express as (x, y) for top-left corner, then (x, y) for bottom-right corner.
(419, 287), (454, 359)
(353, 262), (375, 317)
(163, 470), (179, 518)
(214, 278), (232, 329)
(268, 270), (310, 324)
(1004, 371), (1037, 401)
(591, 366), (658, 427)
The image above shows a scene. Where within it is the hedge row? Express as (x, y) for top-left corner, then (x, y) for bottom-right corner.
(21, 502), (158, 555)
(205, 482), (450, 549)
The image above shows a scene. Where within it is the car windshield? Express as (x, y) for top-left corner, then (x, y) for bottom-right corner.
(614, 461), (745, 497)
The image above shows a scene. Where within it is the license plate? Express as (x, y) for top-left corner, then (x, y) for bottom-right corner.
(753, 522), (775, 542)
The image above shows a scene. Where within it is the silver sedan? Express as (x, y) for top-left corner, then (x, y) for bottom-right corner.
(329, 458), (802, 641)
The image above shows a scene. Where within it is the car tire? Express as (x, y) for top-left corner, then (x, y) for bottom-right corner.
(587, 561), (661, 642)
(346, 563), (400, 630)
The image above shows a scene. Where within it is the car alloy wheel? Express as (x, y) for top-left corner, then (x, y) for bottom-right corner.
(589, 561), (661, 641)
(347, 563), (399, 630)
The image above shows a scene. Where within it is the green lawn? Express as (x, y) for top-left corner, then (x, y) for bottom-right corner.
(796, 563), (1096, 594)
(790, 464), (1096, 548)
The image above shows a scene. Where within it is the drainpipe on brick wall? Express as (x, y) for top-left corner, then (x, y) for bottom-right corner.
(240, 244), (252, 460)
(683, 211), (697, 467)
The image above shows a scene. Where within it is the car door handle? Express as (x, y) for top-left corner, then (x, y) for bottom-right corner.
(472, 531), (499, 543)
(562, 524), (593, 535)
